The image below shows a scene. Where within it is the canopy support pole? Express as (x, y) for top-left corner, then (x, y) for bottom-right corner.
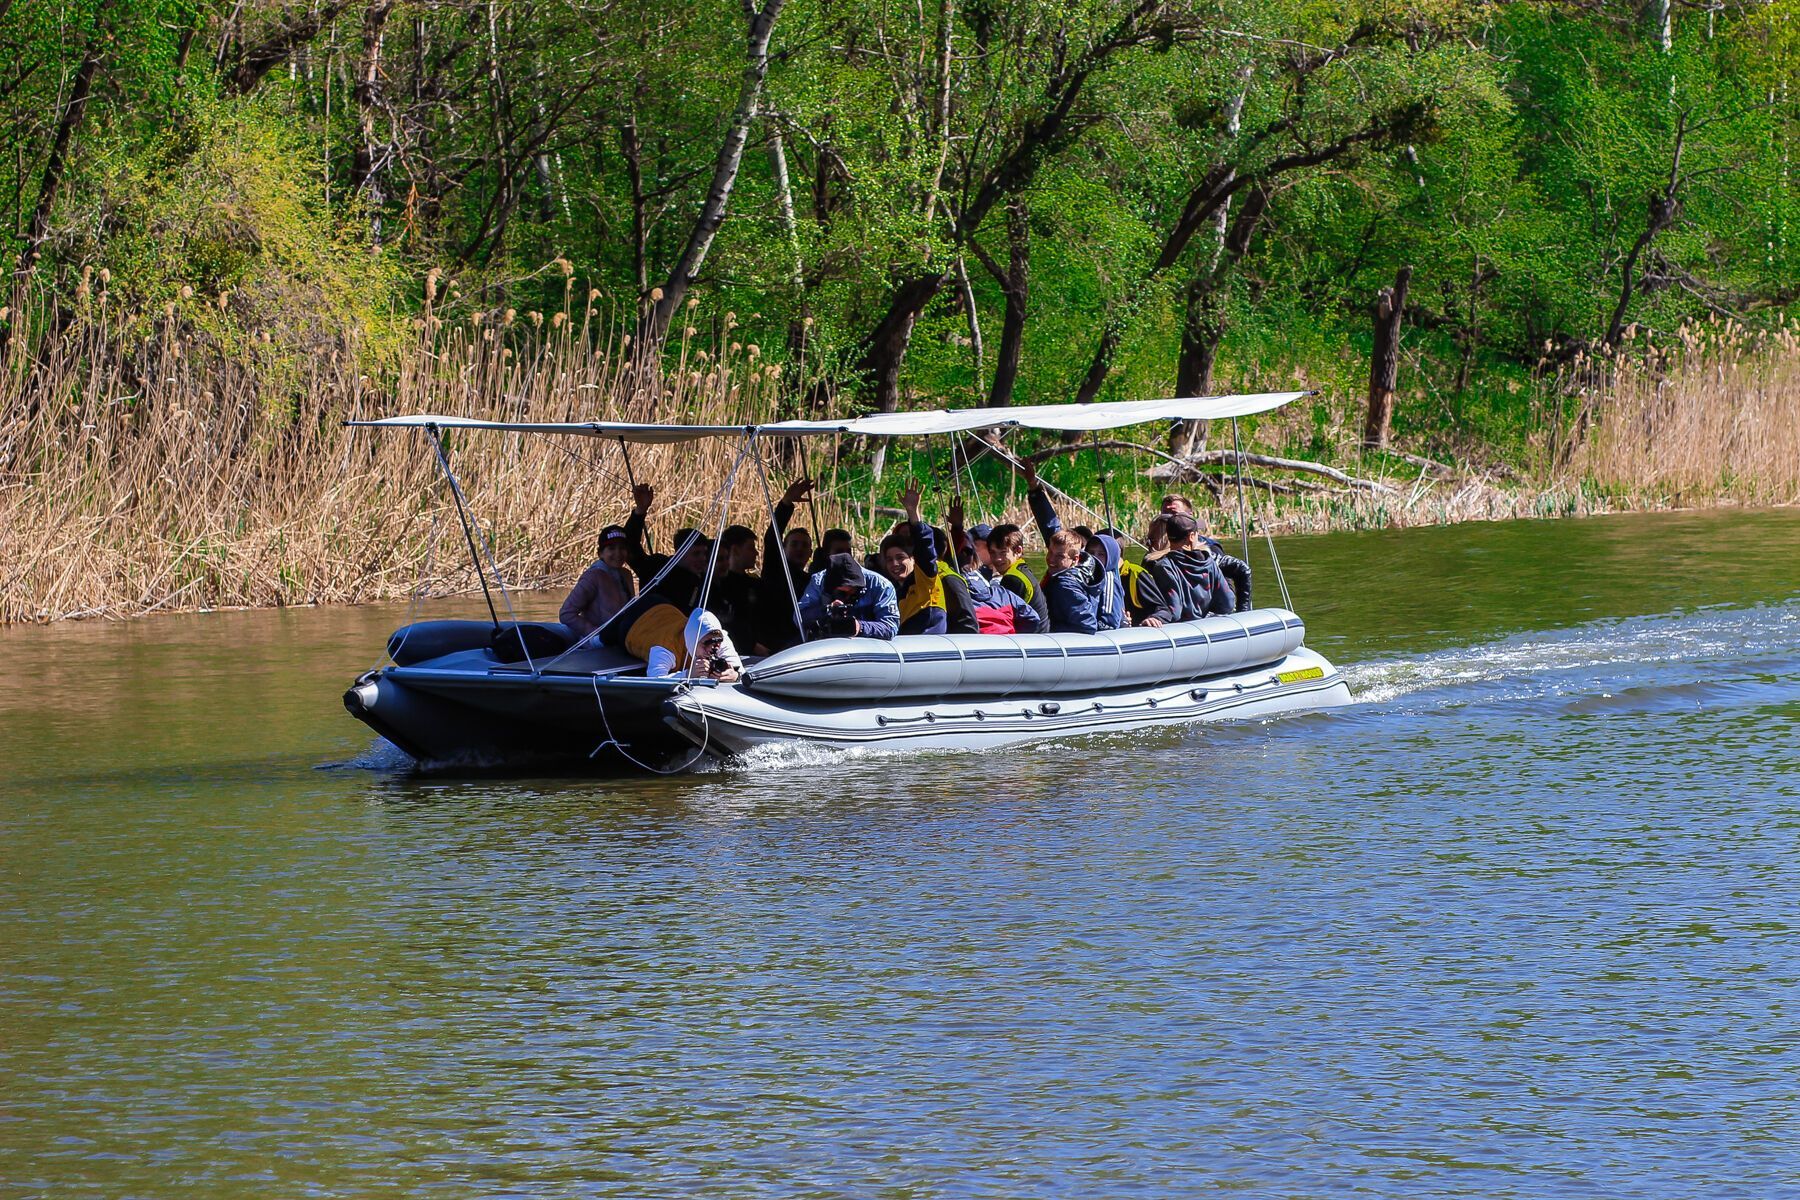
(1090, 429), (1117, 533)
(751, 435), (808, 645)
(1230, 416), (1252, 563)
(429, 425), (500, 632)
(618, 436), (650, 552)
(694, 433), (755, 618)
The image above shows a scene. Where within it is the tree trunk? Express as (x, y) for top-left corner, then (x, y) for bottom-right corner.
(1168, 66), (1249, 456)
(224, 0), (358, 95)
(350, 0), (395, 243)
(640, 0), (786, 349)
(22, 17), (106, 272)
(619, 94), (649, 299)
(1603, 112), (1687, 351)
(856, 274), (944, 413)
(1363, 263), (1413, 451)
(985, 197), (1030, 406)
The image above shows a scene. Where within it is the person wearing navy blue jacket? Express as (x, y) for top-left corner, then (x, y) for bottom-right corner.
(1039, 529), (1107, 634)
(798, 553), (900, 640)
(1024, 466), (1123, 631)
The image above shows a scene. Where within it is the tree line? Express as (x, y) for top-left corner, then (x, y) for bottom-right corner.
(5, 0), (1797, 458)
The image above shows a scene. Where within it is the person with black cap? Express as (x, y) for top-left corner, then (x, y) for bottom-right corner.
(1136, 511), (1253, 625)
(560, 524), (639, 638)
(798, 551), (900, 640)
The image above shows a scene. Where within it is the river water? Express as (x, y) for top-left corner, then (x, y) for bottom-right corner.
(3, 507), (1798, 1198)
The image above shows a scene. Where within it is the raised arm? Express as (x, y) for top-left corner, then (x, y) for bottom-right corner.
(622, 484), (655, 576)
(902, 481), (938, 578)
(763, 476), (811, 573)
(1023, 463), (1062, 541)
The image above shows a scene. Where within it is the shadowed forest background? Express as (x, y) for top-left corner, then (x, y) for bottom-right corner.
(3, 0), (1799, 621)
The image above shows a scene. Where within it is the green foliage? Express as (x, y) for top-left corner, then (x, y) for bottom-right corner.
(2, 0), (1795, 464)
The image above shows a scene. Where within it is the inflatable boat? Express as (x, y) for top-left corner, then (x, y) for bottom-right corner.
(340, 390), (1353, 772)
(344, 607), (1351, 768)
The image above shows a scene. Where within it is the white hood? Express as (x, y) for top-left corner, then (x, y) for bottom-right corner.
(684, 608), (740, 670)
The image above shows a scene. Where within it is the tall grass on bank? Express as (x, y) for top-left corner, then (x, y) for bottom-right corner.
(0, 278), (791, 623)
(1564, 320), (1800, 505)
(5, 279), (1798, 625)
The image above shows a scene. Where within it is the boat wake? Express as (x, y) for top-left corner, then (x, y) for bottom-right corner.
(1344, 600), (1800, 715)
(316, 737), (416, 772)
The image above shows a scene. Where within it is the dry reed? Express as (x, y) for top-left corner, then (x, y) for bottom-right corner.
(0, 278), (795, 623)
(3, 283), (1795, 625)
(1566, 319), (1800, 505)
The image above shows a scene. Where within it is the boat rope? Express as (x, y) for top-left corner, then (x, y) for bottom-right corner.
(429, 423), (536, 674)
(983, 437), (1148, 551)
(750, 434), (808, 644)
(1264, 518), (1293, 611)
(589, 676), (713, 775)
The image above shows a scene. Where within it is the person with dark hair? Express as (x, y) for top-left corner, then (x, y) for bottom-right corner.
(931, 523), (978, 633)
(798, 552), (900, 640)
(988, 523), (1049, 625)
(1040, 529), (1106, 634)
(620, 483), (710, 609)
(807, 528), (854, 574)
(1136, 511), (1252, 625)
(959, 542), (1043, 634)
(1023, 462), (1121, 630)
(755, 476), (815, 654)
(712, 523), (760, 650)
(560, 524), (639, 639)
(878, 482), (948, 635)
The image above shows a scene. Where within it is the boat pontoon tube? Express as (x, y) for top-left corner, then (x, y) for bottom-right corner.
(740, 608), (1306, 702)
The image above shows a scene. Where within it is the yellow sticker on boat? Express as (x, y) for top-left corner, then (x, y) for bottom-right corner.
(1276, 666), (1325, 684)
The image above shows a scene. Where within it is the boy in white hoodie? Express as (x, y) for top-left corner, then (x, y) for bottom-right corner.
(645, 608), (742, 681)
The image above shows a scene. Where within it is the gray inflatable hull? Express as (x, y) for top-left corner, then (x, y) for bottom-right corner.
(668, 646), (1350, 756)
(742, 609), (1307, 700)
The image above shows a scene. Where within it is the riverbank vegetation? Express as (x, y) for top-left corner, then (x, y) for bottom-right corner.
(3, 0), (1799, 621)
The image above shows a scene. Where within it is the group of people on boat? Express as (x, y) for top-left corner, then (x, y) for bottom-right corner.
(559, 471), (1253, 682)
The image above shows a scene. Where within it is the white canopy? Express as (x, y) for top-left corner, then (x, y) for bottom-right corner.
(346, 391), (1307, 444)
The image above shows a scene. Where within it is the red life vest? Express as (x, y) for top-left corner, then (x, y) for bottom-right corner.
(974, 604), (1016, 635)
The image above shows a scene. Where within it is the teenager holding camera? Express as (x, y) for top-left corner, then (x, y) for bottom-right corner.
(797, 553), (900, 640)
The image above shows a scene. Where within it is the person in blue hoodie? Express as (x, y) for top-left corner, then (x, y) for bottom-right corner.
(798, 553), (900, 640)
(1039, 529), (1108, 634)
(1024, 465), (1122, 631)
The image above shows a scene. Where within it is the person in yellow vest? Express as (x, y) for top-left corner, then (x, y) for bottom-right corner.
(987, 522), (1051, 626)
(881, 481), (949, 635)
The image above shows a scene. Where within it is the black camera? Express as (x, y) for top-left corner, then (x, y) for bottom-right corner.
(708, 654), (730, 675)
(823, 599), (857, 639)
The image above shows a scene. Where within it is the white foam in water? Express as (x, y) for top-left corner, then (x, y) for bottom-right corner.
(317, 737), (417, 772)
(1346, 601), (1800, 708)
